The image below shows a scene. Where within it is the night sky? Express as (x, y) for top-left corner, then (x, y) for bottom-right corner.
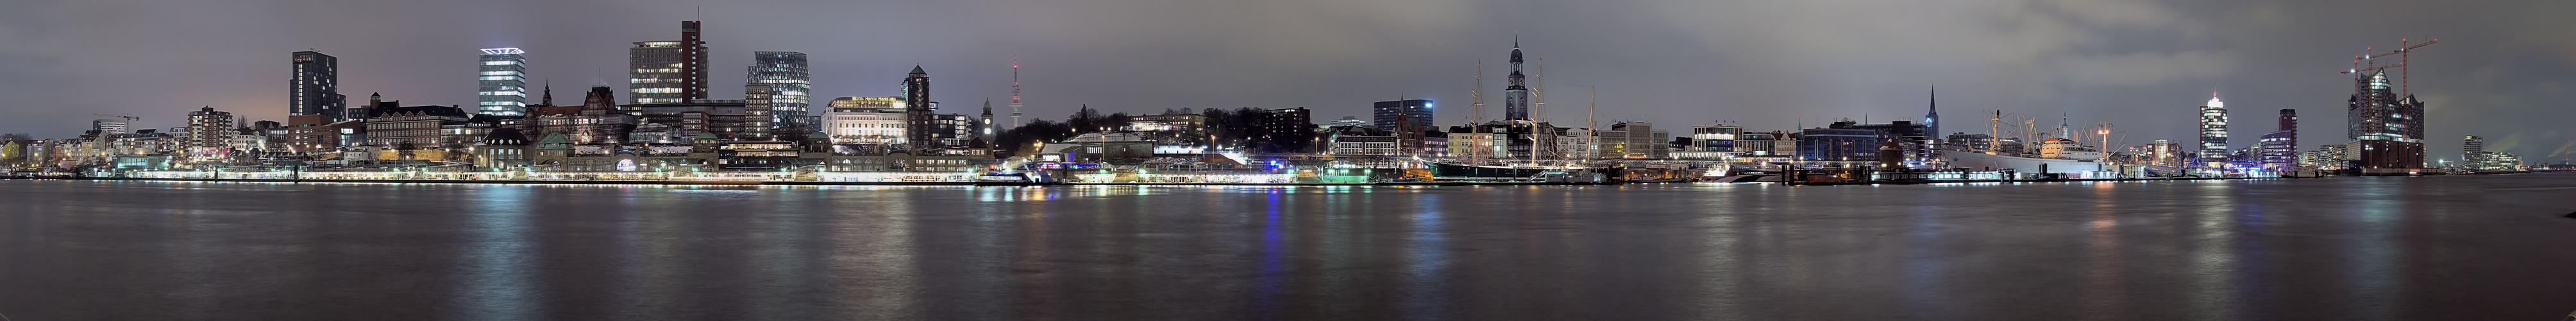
(3, 0), (2570, 162)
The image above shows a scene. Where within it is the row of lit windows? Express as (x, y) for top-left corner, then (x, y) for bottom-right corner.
(482, 60), (523, 65)
(479, 76), (525, 82)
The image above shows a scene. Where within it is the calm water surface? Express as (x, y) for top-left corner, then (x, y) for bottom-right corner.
(5, 174), (2576, 320)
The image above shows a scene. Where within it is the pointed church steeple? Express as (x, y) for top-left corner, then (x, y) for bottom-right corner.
(1924, 86), (1940, 138)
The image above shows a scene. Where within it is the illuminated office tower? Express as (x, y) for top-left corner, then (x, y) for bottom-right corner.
(476, 48), (528, 116)
(2198, 94), (2229, 168)
(628, 21), (707, 104)
(750, 51), (811, 128)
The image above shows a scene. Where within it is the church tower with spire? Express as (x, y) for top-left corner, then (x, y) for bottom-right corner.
(1924, 87), (1939, 141)
(1504, 40), (1531, 121)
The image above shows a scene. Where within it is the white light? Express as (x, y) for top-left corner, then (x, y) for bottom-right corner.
(480, 48), (525, 55)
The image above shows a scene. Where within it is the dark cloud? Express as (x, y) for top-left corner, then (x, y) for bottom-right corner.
(1, 0), (2570, 162)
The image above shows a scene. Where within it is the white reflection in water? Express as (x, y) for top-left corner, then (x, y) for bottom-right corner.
(459, 186), (539, 320)
(1401, 193), (1451, 320)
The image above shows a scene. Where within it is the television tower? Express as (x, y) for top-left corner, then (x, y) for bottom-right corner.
(1009, 58), (1024, 128)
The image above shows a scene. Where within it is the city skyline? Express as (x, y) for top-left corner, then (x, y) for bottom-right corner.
(2, 0), (2573, 161)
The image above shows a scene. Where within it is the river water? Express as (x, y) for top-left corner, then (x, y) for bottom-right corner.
(4, 175), (2575, 320)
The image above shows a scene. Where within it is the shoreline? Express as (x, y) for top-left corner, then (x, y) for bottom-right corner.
(3, 175), (2328, 187)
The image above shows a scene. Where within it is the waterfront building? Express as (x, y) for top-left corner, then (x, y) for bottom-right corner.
(362, 103), (471, 148)
(1260, 107), (1314, 152)
(822, 96), (905, 144)
(750, 51), (811, 130)
(1677, 125), (1743, 160)
(290, 51), (348, 122)
(1597, 122), (1670, 159)
(1557, 127), (1596, 160)
(1374, 100), (1433, 132)
(625, 100), (755, 141)
(1444, 128), (1497, 163)
(2462, 135), (2484, 165)
(184, 107), (235, 158)
(1797, 126), (1883, 162)
(2255, 109), (2299, 171)
(1326, 126), (1401, 158)
(2198, 94), (2230, 168)
(527, 86), (636, 145)
(473, 128), (531, 169)
(1838, 120), (1930, 162)
(628, 21), (709, 104)
(2346, 71), (2427, 170)
(476, 48), (528, 116)
(1735, 130), (1789, 158)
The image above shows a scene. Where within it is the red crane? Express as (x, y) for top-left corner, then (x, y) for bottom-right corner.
(2340, 38), (2437, 95)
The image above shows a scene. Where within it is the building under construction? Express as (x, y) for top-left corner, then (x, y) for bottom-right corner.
(2343, 39), (2435, 172)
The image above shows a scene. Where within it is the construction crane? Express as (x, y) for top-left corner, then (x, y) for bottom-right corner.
(92, 114), (139, 121)
(2341, 38), (2437, 95)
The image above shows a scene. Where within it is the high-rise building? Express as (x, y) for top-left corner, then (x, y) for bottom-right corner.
(2463, 135), (2484, 162)
(743, 83), (773, 140)
(2346, 71), (2427, 169)
(1373, 99), (1433, 133)
(1503, 42), (1531, 121)
(290, 51), (347, 122)
(186, 107), (235, 156)
(628, 21), (708, 104)
(476, 48), (528, 116)
(750, 51), (811, 129)
(2198, 94), (2230, 168)
(902, 65), (935, 150)
(2257, 109), (2298, 171)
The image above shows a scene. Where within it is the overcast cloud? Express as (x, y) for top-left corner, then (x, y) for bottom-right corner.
(2, 0), (2570, 161)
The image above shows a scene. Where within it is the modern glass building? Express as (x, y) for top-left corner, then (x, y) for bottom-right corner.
(2346, 71), (2427, 169)
(2258, 108), (2298, 171)
(628, 21), (707, 104)
(750, 51), (811, 129)
(2198, 95), (2229, 168)
(477, 48), (528, 116)
(290, 51), (346, 121)
(1372, 99), (1433, 133)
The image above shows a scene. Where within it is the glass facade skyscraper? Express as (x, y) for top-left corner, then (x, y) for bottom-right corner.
(750, 51), (811, 129)
(628, 21), (707, 104)
(2346, 71), (2427, 169)
(477, 48), (528, 116)
(2198, 95), (2229, 168)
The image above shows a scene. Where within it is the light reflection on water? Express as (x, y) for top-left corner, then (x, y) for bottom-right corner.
(4, 175), (2576, 320)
